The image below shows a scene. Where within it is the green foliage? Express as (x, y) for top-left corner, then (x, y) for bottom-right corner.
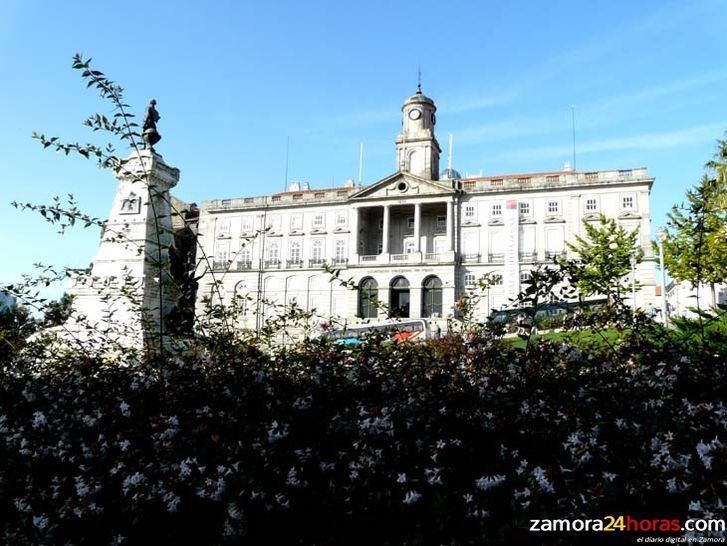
(42, 293), (74, 327)
(0, 302), (37, 361)
(562, 214), (642, 305)
(662, 172), (727, 295)
(1, 329), (725, 545)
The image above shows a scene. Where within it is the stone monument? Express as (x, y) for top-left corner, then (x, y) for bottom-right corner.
(65, 100), (180, 352)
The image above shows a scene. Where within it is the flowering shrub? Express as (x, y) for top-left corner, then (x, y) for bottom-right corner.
(1, 327), (724, 545)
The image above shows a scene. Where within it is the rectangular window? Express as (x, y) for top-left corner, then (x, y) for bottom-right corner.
(434, 238), (446, 255)
(547, 200), (560, 214)
(241, 216), (254, 233)
(267, 215), (281, 232)
(311, 239), (324, 262)
(239, 246), (252, 264)
(404, 240), (415, 254)
(492, 273), (503, 286)
(313, 213), (325, 228)
(464, 181), (476, 190)
(436, 215), (446, 230)
(334, 240), (346, 262)
(464, 204), (476, 219)
(292, 193), (303, 201)
(267, 241), (280, 261)
(622, 195), (635, 210)
(216, 217), (231, 237)
(407, 217), (415, 230)
(464, 273), (476, 286)
(520, 271), (531, 282)
(271, 195), (281, 202)
(519, 202), (531, 216)
(336, 212), (348, 227)
(546, 175), (560, 183)
(290, 214), (303, 230)
(491, 203), (502, 217)
(314, 192), (325, 199)
(214, 240), (230, 264)
(289, 241), (302, 263)
(585, 198), (598, 212)
(490, 179), (503, 187)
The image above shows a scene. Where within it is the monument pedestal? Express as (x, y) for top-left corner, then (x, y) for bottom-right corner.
(66, 150), (181, 352)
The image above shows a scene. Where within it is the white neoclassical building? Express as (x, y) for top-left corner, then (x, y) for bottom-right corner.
(195, 87), (657, 331)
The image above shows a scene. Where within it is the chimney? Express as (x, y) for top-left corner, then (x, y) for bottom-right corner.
(302, 182), (310, 191)
(289, 181), (300, 192)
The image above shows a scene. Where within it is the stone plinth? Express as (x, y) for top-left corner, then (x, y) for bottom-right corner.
(67, 150), (180, 351)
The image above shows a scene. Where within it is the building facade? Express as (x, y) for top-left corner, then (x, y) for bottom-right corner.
(195, 88), (657, 332)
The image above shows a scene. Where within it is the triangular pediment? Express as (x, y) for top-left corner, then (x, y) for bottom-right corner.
(348, 172), (456, 200)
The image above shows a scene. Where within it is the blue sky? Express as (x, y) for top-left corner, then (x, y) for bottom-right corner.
(1, 0), (726, 295)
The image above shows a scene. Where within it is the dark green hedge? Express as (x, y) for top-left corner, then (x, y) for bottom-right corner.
(0, 327), (724, 545)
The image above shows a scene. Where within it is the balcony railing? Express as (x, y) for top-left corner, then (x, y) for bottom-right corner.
(236, 261), (253, 270)
(331, 257), (348, 265)
(519, 252), (537, 262)
(309, 258), (326, 267)
(286, 259), (304, 268)
(264, 259), (281, 269)
(545, 251), (566, 260)
(212, 261), (230, 271)
(461, 253), (480, 263)
(488, 253), (504, 263)
(391, 253), (408, 261)
(360, 254), (378, 262)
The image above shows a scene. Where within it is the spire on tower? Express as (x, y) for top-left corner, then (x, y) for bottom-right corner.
(416, 65), (422, 94)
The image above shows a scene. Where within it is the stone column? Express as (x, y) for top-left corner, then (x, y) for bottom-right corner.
(446, 200), (453, 252)
(413, 202), (421, 252)
(382, 204), (390, 255)
(351, 206), (359, 263)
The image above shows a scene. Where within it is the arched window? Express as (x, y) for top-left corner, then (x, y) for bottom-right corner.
(358, 277), (378, 318)
(422, 276), (442, 318)
(390, 276), (410, 318)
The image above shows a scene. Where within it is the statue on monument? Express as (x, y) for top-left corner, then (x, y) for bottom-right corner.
(142, 99), (162, 151)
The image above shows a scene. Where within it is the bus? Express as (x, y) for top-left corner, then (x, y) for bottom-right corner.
(327, 320), (430, 346)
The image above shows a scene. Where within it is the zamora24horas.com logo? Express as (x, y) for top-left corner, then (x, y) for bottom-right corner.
(530, 515), (725, 538)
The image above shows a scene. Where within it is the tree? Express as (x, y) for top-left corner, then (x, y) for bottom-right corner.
(662, 172), (727, 307)
(0, 301), (37, 361)
(42, 292), (74, 327)
(561, 215), (642, 306)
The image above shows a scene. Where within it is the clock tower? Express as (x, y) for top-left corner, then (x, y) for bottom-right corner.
(396, 85), (441, 180)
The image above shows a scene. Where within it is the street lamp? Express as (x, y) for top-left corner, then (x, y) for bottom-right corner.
(630, 252), (638, 323)
(656, 227), (668, 327)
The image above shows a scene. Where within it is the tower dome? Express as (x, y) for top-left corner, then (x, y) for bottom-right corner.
(440, 168), (462, 180)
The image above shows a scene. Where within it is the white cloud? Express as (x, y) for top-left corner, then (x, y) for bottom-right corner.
(494, 122), (727, 162)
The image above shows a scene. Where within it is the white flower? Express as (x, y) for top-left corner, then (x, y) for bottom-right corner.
(397, 473), (407, 483)
(475, 474), (506, 491)
(227, 503), (242, 520)
(425, 467), (443, 485)
(32, 514), (49, 529)
(402, 490), (422, 504)
(532, 467), (555, 493)
(119, 439), (131, 452)
(32, 411), (46, 428)
(602, 472), (617, 482)
(119, 401), (130, 416)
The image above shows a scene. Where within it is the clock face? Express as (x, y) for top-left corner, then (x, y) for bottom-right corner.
(408, 109), (422, 120)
